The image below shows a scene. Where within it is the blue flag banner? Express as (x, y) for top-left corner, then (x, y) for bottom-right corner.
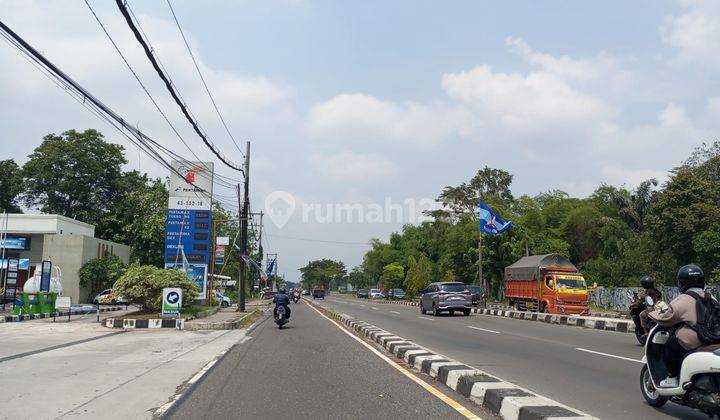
(266, 258), (276, 279)
(479, 200), (514, 236)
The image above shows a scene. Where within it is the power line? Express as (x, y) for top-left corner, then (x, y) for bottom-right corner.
(165, 0), (244, 157)
(115, 0), (245, 174)
(0, 19), (212, 203)
(0, 24), (241, 215)
(83, 0), (237, 190)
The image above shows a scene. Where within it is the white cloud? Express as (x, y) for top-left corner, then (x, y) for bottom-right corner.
(662, 0), (720, 67)
(441, 65), (615, 138)
(306, 93), (470, 145)
(309, 151), (397, 182)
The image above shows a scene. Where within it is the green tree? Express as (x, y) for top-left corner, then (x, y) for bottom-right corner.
(404, 254), (432, 299)
(104, 173), (169, 266)
(0, 159), (22, 213)
(112, 264), (200, 311)
(79, 254), (128, 301)
(380, 262), (404, 290)
(347, 266), (373, 289)
(299, 259), (347, 290)
(22, 129), (126, 229)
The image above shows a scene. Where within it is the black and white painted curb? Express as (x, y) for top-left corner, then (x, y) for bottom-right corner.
(1, 306), (124, 323)
(309, 300), (595, 420)
(475, 308), (635, 334)
(105, 317), (186, 329)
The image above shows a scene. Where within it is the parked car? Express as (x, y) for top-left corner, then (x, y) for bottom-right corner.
(357, 289), (369, 298)
(93, 289), (128, 305)
(465, 285), (484, 307)
(419, 282), (471, 316)
(369, 288), (384, 299)
(387, 288), (406, 299)
(214, 291), (231, 307)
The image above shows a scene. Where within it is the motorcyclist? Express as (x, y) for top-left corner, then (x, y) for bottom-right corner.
(272, 288), (291, 320)
(630, 276), (663, 339)
(649, 264), (710, 388)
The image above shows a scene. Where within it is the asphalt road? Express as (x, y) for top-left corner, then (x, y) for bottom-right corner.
(315, 295), (706, 420)
(169, 302), (493, 420)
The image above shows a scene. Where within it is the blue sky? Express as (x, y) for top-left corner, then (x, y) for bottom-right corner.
(2, 0), (719, 280)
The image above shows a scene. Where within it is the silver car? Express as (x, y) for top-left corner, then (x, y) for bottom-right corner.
(419, 282), (472, 316)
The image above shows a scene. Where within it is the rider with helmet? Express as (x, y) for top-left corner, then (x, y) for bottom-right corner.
(272, 288), (291, 320)
(631, 276), (663, 338)
(650, 265), (712, 388)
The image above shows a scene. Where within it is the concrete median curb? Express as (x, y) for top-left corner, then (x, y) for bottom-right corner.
(105, 317), (186, 329)
(307, 299), (596, 420)
(474, 307), (635, 334)
(2, 306), (125, 323)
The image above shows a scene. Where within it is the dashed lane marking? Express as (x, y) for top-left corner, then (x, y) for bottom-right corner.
(466, 326), (501, 334)
(418, 316), (435, 321)
(576, 347), (643, 363)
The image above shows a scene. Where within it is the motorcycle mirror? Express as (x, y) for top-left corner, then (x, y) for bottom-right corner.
(645, 296), (654, 306)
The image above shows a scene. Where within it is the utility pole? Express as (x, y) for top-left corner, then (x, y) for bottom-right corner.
(237, 141), (250, 312)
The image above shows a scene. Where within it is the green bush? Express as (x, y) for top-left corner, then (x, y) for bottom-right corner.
(112, 264), (200, 311)
(79, 254), (128, 302)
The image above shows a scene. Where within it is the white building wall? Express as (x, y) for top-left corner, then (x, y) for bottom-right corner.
(3, 214), (94, 236)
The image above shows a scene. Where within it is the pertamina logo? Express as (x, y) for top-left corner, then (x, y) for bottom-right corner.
(183, 166), (205, 183)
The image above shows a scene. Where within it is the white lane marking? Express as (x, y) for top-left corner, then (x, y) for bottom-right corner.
(467, 326), (500, 334)
(576, 347), (643, 363)
(305, 302), (481, 419)
(418, 316), (435, 321)
(389, 311), (400, 314)
(371, 307), (379, 310)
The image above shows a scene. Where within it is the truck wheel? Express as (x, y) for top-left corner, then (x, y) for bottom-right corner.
(450, 310), (455, 316)
(463, 309), (471, 316)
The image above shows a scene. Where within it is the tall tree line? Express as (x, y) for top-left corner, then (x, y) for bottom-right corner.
(346, 142), (720, 297)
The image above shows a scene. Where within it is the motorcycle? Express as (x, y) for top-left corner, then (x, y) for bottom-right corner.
(628, 292), (657, 345)
(274, 304), (289, 329)
(640, 322), (720, 417)
(292, 291), (301, 304)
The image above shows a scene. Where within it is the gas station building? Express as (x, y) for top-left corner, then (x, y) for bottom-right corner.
(1, 214), (130, 304)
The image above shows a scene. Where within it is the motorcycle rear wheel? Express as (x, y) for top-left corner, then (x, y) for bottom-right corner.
(640, 365), (668, 407)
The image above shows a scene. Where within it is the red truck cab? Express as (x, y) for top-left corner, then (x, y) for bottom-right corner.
(504, 254), (589, 315)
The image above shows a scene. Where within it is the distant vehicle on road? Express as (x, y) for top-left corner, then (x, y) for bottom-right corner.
(302, 289), (310, 296)
(312, 286), (326, 300)
(93, 289), (127, 305)
(504, 253), (589, 315)
(419, 282), (471, 316)
(387, 288), (405, 300)
(214, 291), (231, 307)
(465, 285), (483, 306)
(369, 289), (384, 299)
(356, 289), (369, 298)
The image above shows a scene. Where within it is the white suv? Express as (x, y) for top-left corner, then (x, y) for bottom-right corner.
(369, 289), (384, 299)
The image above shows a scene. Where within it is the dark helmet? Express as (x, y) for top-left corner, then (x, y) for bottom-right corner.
(280, 288), (287, 294)
(677, 264), (705, 293)
(640, 276), (655, 289)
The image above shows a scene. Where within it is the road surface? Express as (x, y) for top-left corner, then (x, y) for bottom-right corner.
(168, 302), (493, 420)
(315, 295), (705, 420)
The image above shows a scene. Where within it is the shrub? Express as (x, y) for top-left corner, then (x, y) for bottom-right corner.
(112, 264), (200, 311)
(79, 254), (128, 302)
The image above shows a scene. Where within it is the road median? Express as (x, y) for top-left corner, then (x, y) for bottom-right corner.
(307, 298), (596, 420)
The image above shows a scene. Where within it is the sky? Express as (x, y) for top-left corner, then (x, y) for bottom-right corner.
(2, 0), (720, 281)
